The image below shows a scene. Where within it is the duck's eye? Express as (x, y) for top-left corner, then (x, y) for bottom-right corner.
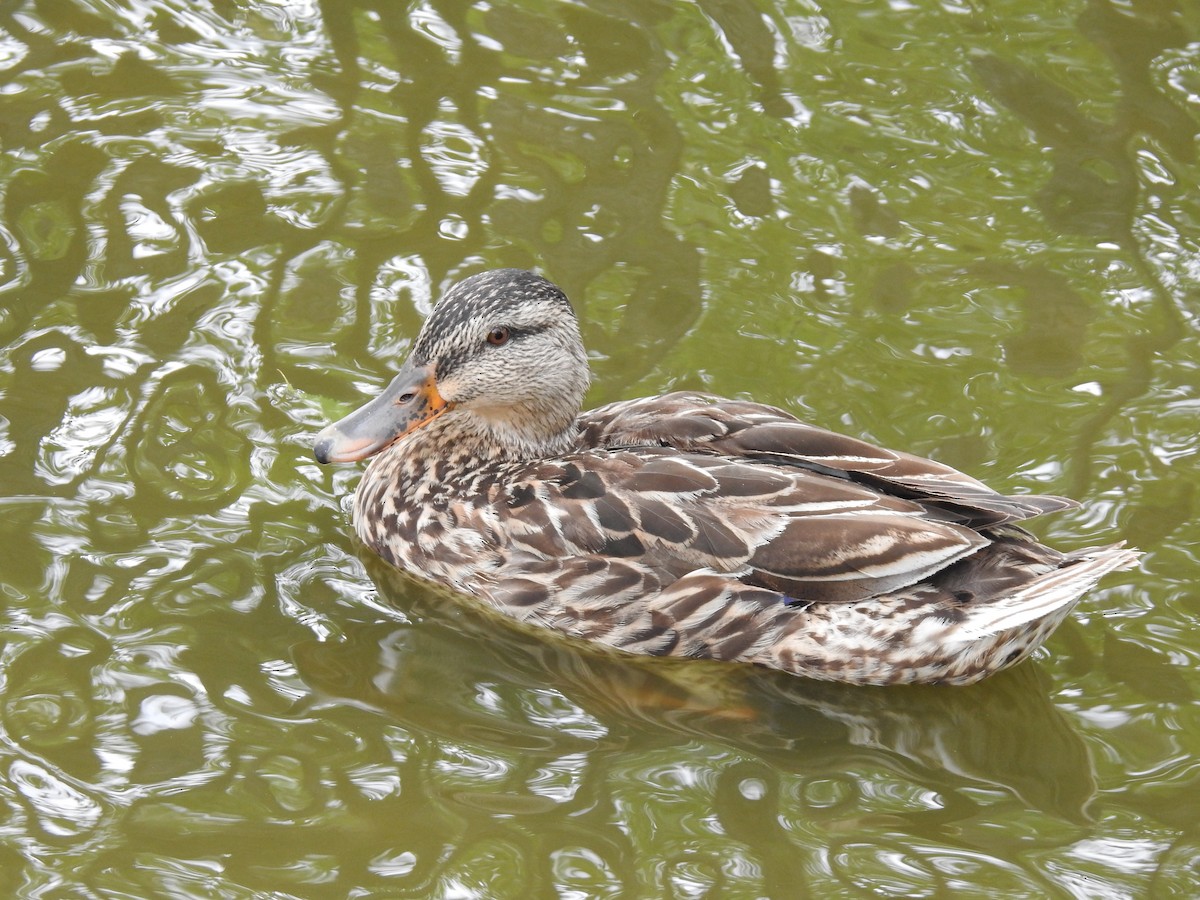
(486, 326), (510, 346)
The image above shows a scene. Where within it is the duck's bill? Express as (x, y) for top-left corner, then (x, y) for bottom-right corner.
(313, 360), (450, 464)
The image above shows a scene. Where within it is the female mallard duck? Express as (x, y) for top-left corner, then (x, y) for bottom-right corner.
(314, 269), (1137, 685)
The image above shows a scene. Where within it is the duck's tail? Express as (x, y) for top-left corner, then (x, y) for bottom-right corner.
(954, 543), (1141, 640)
(766, 541), (1140, 685)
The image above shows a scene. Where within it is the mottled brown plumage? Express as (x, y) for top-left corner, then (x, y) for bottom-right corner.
(314, 269), (1138, 685)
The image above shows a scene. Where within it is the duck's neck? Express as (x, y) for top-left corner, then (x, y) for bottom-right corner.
(457, 402), (582, 459)
(386, 401), (581, 480)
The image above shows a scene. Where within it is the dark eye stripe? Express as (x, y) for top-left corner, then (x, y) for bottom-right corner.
(486, 324), (544, 345)
(438, 324), (548, 379)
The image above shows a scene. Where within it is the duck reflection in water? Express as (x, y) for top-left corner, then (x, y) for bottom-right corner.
(292, 555), (1098, 825)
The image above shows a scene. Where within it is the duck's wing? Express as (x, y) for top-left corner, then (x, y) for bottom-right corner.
(497, 449), (988, 605)
(576, 392), (1076, 528)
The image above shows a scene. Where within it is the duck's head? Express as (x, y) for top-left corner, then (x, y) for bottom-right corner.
(313, 269), (591, 464)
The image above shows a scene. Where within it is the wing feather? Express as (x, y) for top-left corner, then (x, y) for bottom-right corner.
(577, 391), (1075, 527)
(503, 445), (989, 603)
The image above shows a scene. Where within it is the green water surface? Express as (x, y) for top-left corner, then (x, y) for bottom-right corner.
(1, 0), (1198, 897)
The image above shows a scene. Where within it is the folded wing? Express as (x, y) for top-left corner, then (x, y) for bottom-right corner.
(576, 391), (1076, 528)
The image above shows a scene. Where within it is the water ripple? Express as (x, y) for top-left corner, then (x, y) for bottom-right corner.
(9, 758), (104, 839)
(0, 0), (1196, 896)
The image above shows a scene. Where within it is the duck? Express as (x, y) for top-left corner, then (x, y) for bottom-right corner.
(313, 268), (1138, 686)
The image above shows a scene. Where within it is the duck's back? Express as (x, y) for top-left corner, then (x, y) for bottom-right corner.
(576, 391), (1076, 528)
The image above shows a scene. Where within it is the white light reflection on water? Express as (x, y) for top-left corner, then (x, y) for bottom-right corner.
(423, 114), (489, 198)
(9, 759), (104, 839)
(130, 693), (200, 735)
(39, 388), (125, 485)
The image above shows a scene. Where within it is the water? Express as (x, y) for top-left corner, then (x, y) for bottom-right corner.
(1, 0), (1198, 896)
